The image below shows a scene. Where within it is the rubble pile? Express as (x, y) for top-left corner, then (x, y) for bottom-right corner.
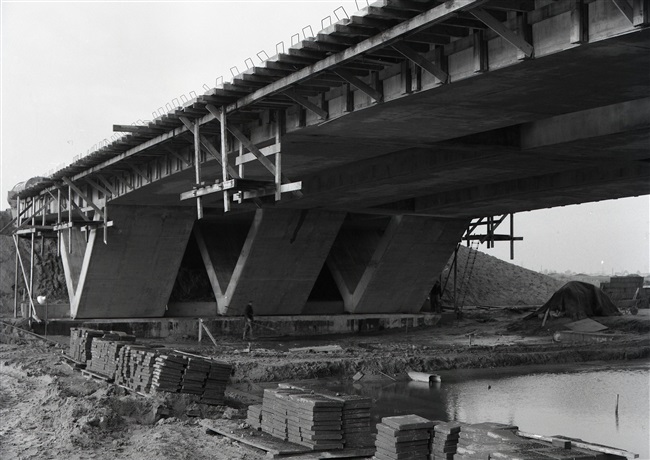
(373, 415), (434, 460)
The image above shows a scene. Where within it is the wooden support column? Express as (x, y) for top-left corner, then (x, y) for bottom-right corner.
(274, 113), (282, 201)
(29, 212), (35, 309)
(57, 188), (62, 255)
(13, 236), (18, 318)
(193, 119), (203, 219)
(13, 234), (37, 318)
(68, 185), (72, 254)
(220, 106), (230, 212)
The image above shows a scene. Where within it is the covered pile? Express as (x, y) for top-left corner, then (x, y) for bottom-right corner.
(538, 281), (619, 320)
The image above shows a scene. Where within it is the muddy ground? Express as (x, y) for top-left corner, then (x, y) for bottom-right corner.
(1, 308), (649, 460)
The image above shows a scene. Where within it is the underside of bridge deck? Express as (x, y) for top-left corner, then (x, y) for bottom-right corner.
(13, 0), (650, 318)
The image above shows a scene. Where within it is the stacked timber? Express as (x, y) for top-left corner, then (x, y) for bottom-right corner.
(430, 421), (463, 459)
(68, 328), (106, 363)
(86, 333), (136, 379)
(150, 353), (232, 404)
(151, 353), (188, 393)
(246, 404), (263, 430)
(373, 415), (435, 460)
(115, 344), (160, 393)
(199, 359), (232, 405)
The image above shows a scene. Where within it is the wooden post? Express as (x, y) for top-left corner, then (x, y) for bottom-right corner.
(220, 106), (230, 212)
(103, 204), (108, 244)
(193, 120), (203, 219)
(13, 238), (19, 318)
(275, 114), (282, 201)
(16, 197), (21, 227)
(510, 213), (515, 260)
(29, 212), (35, 305)
(198, 318), (203, 343)
(57, 188), (61, 256)
(453, 244), (458, 315)
(68, 185), (72, 254)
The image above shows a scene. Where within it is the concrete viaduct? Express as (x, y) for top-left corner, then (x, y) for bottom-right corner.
(14, 0), (650, 320)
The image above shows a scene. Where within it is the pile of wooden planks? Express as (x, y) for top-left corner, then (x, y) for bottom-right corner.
(374, 415), (435, 460)
(150, 353), (233, 405)
(431, 421), (464, 460)
(115, 344), (161, 393)
(86, 333), (136, 379)
(68, 328), (106, 363)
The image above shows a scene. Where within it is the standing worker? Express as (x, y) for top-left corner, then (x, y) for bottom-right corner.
(243, 301), (254, 340)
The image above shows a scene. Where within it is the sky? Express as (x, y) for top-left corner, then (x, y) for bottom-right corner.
(1, 1), (648, 275)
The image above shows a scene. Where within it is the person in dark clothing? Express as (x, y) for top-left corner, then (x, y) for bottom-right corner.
(242, 301), (254, 340)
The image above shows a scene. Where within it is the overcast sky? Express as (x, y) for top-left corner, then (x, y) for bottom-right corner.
(1, 1), (648, 275)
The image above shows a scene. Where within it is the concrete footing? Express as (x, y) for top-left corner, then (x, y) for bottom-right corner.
(27, 313), (442, 338)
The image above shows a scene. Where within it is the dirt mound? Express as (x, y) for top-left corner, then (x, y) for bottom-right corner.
(441, 246), (564, 307)
(537, 281), (620, 320)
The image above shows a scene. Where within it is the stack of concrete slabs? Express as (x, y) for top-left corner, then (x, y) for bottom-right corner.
(287, 394), (344, 450)
(374, 414), (435, 460)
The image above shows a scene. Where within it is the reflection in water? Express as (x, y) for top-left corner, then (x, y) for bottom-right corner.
(315, 363), (649, 459)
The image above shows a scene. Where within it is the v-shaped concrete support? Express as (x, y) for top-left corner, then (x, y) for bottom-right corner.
(195, 209), (345, 315)
(60, 205), (195, 318)
(327, 216), (469, 313)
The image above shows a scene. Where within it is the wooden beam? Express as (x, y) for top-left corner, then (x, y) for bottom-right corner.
(129, 163), (150, 184)
(283, 90), (329, 119)
(391, 41), (448, 82)
(62, 177), (105, 220)
(113, 124), (148, 133)
(235, 143), (281, 166)
(334, 69), (383, 102)
(95, 174), (119, 196)
(612, 0), (634, 24)
(228, 0), (485, 112)
(163, 146), (192, 167)
(206, 105), (276, 176)
(84, 177), (112, 198)
(232, 181), (303, 201)
(219, 106), (230, 212)
(470, 7), (533, 58)
(180, 179), (237, 201)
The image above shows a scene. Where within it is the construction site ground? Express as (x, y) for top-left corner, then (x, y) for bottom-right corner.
(1, 307), (649, 460)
